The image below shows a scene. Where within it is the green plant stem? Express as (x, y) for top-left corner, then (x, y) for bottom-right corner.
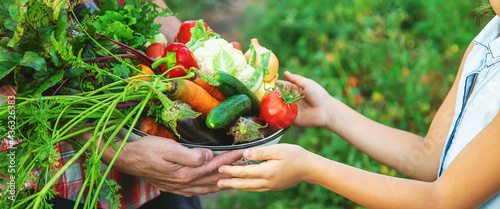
(18, 123), (116, 156)
(75, 89), (153, 208)
(31, 137), (94, 208)
(88, 78), (161, 207)
(90, 91), (152, 207)
(84, 93), (124, 205)
(3, 151), (41, 208)
(53, 105), (72, 138)
(82, 79), (129, 97)
(94, 93), (124, 156)
(69, 121), (127, 209)
(58, 94), (120, 136)
(55, 122), (123, 142)
(10, 193), (38, 209)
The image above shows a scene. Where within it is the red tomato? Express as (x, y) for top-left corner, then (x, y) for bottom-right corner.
(260, 89), (298, 129)
(230, 41), (243, 51)
(175, 20), (213, 44)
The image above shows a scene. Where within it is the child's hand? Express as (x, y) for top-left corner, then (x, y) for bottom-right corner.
(217, 144), (315, 192)
(279, 71), (334, 128)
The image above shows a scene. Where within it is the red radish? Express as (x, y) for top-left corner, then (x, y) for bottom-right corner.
(146, 42), (168, 60)
(230, 41), (243, 51)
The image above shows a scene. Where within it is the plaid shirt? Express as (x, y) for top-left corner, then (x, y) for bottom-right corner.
(1, 83), (160, 209)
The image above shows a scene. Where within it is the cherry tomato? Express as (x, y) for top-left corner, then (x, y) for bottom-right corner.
(260, 89), (298, 129)
(175, 20), (214, 44)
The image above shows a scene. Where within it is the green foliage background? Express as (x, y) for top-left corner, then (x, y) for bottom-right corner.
(169, 0), (492, 208)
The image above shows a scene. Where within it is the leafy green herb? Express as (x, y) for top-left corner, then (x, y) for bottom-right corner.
(147, 102), (164, 123)
(92, 1), (172, 49)
(0, 46), (22, 80)
(19, 51), (46, 71)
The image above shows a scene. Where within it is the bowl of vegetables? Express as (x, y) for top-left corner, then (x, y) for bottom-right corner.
(117, 68), (292, 157)
(114, 19), (293, 156)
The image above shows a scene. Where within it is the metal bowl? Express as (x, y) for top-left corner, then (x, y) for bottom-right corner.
(118, 126), (288, 156)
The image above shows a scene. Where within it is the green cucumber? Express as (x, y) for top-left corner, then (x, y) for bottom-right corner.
(214, 71), (261, 116)
(206, 94), (251, 129)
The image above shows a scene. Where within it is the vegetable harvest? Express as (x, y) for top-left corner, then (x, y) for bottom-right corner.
(0, 1), (292, 207)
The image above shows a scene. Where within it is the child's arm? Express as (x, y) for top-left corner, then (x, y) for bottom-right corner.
(276, 40), (474, 181)
(219, 113), (500, 208)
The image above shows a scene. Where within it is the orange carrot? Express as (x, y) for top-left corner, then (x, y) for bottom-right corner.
(136, 116), (159, 135)
(166, 79), (220, 117)
(156, 126), (177, 140)
(189, 72), (226, 102)
(137, 116), (178, 140)
(129, 64), (155, 84)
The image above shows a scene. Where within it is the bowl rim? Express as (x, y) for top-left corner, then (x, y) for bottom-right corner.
(125, 125), (289, 151)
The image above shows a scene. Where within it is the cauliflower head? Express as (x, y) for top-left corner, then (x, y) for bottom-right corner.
(193, 39), (257, 88)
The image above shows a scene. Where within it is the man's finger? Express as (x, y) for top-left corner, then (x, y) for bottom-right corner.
(161, 140), (213, 167)
(162, 185), (223, 197)
(173, 149), (245, 180)
(185, 172), (232, 187)
(194, 149), (245, 172)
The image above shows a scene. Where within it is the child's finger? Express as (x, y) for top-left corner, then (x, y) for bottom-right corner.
(218, 163), (270, 178)
(276, 80), (301, 93)
(243, 145), (284, 161)
(283, 71), (310, 89)
(276, 79), (292, 86)
(217, 178), (271, 192)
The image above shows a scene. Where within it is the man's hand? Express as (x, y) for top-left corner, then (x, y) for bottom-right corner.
(103, 135), (244, 197)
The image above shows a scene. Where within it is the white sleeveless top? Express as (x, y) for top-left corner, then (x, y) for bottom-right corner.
(438, 15), (500, 208)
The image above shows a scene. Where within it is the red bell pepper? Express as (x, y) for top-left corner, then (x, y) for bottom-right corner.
(151, 42), (200, 78)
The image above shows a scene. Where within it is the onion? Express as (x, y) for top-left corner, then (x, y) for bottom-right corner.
(253, 74), (278, 101)
(244, 38), (280, 82)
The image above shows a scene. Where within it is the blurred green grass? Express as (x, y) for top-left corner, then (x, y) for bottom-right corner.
(168, 0), (492, 208)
